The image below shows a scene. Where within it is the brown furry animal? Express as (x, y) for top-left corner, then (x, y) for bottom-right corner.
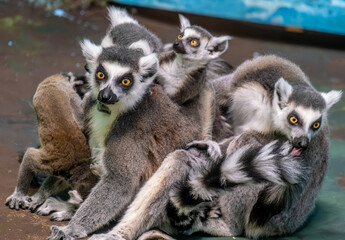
(6, 74), (98, 221)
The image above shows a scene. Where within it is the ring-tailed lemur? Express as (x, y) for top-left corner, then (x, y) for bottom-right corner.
(5, 74), (98, 221)
(157, 14), (233, 141)
(70, 6), (163, 99)
(49, 41), (200, 240)
(85, 7), (164, 177)
(90, 55), (341, 240)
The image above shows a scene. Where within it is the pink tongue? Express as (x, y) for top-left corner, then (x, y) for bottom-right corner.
(291, 147), (302, 156)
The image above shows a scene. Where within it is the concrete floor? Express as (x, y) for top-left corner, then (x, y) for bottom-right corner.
(0, 1), (344, 240)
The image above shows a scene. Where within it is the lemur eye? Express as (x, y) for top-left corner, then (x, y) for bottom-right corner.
(289, 116), (298, 125)
(177, 34), (183, 40)
(313, 122), (320, 130)
(121, 78), (131, 86)
(97, 72), (105, 80)
(190, 39), (198, 46)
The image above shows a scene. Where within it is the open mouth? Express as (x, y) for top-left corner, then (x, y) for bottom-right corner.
(290, 147), (303, 156)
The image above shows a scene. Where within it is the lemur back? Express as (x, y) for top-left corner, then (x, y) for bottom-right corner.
(6, 74), (98, 221)
(101, 6), (162, 54)
(157, 15), (232, 141)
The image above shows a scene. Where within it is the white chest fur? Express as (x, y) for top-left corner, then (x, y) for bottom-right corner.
(88, 104), (121, 176)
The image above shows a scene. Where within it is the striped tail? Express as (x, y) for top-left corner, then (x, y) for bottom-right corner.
(188, 140), (308, 201)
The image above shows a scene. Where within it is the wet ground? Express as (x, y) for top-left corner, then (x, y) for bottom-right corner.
(0, 1), (344, 240)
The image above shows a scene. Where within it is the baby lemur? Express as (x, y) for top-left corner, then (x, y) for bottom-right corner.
(49, 38), (200, 239)
(5, 74), (98, 221)
(157, 14), (233, 141)
(91, 55), (341, 240)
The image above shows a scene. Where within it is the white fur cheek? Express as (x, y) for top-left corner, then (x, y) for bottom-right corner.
(89, 78), (100, 99)
(272, 108), (291, 137)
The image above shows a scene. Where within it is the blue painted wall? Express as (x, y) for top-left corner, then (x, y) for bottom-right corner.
(113, 0), (345, 36)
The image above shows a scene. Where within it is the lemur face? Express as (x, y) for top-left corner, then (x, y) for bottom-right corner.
(272, 77), (342, 151)
(174, 14), (231, 61)
(80, 40), (158, 107)
(93, 62), (136, 105)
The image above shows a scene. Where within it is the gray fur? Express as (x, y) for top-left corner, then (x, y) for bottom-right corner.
(92, 55), (341, 240)
(48, 42), (200, 239)
(102, 7), (162, 54)
(98, 46), (143, 69)
(87, 134), (300, 240)
(36, 190), (83, 221)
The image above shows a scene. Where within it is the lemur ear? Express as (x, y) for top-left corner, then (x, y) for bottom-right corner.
(274, 77), (293, 109)
(139, 53), (159, 82)
(321, 90), (342, 109)
(179, 14), (191, 31)
(80, 39), (102, 63)
(207, 35), (232, 59)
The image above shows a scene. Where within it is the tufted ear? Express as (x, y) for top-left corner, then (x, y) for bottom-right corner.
(139, 53), (159, 82)
(179, 14), (191, 32)
(274, 77), (293, 109)
(321, 90), (342, 109)
(206, 35), (232, 59)
(80, 39), (102, 64)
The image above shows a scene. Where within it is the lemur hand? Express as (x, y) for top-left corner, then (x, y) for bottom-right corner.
(49, 225), (87, 240)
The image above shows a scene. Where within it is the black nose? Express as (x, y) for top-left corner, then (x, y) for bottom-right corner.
(293, 136), (309, 150)
(98, 87), (118, 104)
(173, 40), (186, 54)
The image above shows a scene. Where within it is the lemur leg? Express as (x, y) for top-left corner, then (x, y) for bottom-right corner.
(88, 150), (194, 240)
(28, 175), (69, 212)
(49, 144), (154, 240)
(137, 229), (176, 240)
(199, 84), (216, 140)
(6, 147), (43, 210)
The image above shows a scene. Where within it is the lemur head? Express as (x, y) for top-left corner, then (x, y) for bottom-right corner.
(80, 39), (158, 110)
(272, 77), (342, 152)
(172, 14), (231, 61)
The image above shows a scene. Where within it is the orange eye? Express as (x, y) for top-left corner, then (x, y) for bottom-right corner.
(177, 34), (182, 40)
(97, 72), (105, 79)
(289, 116), (298, 124)
(122, 79), (131, 86)
(190, 39), (198, 46)
(313, 122), (320, 129)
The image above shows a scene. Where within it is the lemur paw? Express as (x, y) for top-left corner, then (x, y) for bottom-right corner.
(5, 191), (30, 210)
(37, 197), (75, 221)
(27, 193), (46, 212)
(37, 197), (59, 216)
(49, 225), (87, 240)
(50, 211), (73, 221)
(89, 233), (125, 240)
(186, 140), (222, 160)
